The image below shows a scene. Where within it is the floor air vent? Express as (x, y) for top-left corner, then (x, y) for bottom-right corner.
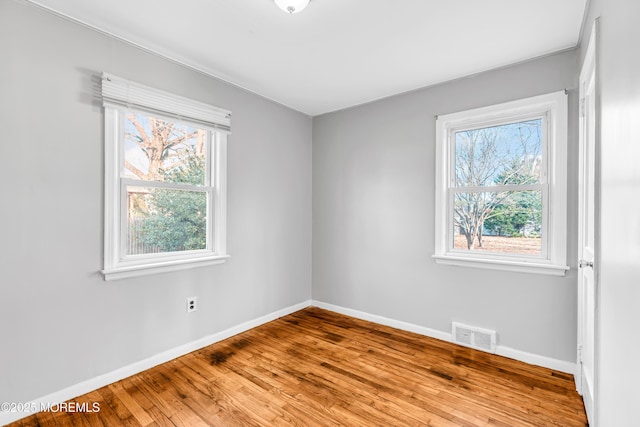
(452, 322), (497, 353)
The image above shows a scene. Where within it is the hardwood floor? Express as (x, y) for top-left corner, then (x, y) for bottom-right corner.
(10, 307), (588, 426)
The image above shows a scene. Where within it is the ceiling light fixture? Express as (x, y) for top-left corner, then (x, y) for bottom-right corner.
(274, 0), (310, 14)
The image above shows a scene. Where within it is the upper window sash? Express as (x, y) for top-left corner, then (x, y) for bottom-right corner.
(116, 109), (216, 189)
(448, 113), (549, 189)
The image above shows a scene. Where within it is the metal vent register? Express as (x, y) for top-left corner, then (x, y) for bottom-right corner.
(452, 322), (497, 353)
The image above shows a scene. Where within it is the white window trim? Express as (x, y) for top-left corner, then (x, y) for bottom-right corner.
(101, 74), (230, 281)
(433, 91), (569, 276)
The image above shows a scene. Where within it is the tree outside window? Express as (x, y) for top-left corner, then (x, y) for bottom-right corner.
(434, 91), (568, 275)
(452, 119), (544, 256)
(124, 113), (209, 255)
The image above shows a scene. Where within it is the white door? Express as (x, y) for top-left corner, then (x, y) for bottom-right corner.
(577, 23), (598, 426)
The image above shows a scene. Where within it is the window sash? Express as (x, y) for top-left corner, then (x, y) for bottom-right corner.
(447, 186), (549, 259)
(118, 108), (215, 187)
(444, 111), (550, 261)
(449, 114), (549, 189)
(115, 106), (217, 260)
(121, 178), (212, 192)
(449, 183), (545, 193)
(119, 184), (215, 260)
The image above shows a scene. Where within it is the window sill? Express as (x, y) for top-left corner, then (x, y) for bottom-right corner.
(432, 255), (569, 276)
(101, 254), (230, 281)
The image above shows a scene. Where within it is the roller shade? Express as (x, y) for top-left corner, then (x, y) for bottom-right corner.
(101, 72), (231, 133)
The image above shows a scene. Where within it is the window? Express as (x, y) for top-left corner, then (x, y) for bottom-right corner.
(101, 73), (230, 280)
(434, 91), (568, 276)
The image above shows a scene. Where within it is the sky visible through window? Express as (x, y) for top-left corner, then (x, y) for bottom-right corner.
(124, 113), (206, 184)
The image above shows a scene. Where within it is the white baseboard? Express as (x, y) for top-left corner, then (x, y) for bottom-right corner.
(0, 300), (311, 426)
(312, 300), (577, 375)
(2, 298), (577, 426)
(494, 346), (576, 374)
(312, 300), (452, 342)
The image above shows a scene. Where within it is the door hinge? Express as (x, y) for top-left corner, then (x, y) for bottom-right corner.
(579, 97), (586, 118)
(578, 345), (583, 363)
(579, 259), (594, 268)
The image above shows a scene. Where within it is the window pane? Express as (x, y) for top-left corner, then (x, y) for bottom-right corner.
(453, 190), (542, 255)
(124, 112), (207, 185)
(127, 187), (207, 255)
(454, 119), (542, 187)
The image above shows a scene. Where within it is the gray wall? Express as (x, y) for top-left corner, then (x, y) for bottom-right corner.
(6, 0), (620, 413)
(579, 0), (640, 425)
(313, 50), (580, 362)
(0, 1), (312, 403)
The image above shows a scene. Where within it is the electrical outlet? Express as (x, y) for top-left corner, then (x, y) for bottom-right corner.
(186, 297), (198, 313)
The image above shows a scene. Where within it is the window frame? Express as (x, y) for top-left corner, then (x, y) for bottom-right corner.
(433, 91), (569, 276)
(101, 75), (230, 281)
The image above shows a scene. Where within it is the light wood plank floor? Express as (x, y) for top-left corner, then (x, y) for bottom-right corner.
(10, 307), (588, 426)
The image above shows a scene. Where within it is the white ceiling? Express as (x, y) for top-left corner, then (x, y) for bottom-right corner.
(29, 0), (587, 116)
